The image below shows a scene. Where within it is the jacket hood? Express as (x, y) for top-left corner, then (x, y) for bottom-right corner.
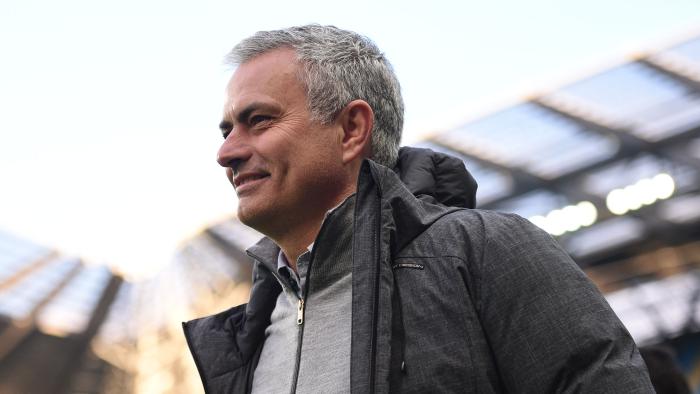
(359, 146), (477, 257)
(393, 146), (477, 209)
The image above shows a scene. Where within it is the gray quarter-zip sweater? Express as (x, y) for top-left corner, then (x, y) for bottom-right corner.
(251, 195), (355, 393)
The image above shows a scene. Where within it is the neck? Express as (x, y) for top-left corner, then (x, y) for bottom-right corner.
(273, 189), (354, 272)
(276, 219), (321, 272)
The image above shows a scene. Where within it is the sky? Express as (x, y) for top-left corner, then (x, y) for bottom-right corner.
(1, 0), (699, 280)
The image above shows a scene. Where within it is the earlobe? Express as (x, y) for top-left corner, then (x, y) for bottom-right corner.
(341, 100), (374, 165)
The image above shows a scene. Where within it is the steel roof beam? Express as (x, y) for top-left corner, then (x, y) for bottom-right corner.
(639, 57), (700, 93)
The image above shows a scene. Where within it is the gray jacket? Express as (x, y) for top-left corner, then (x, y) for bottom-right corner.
(183, 147), (654, 393)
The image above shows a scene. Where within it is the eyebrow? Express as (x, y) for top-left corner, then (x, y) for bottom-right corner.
(219, 102), (280, 132)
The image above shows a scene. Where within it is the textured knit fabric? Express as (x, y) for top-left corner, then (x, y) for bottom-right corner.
(183, 147), (654, 394)
(251, 195), (354, 394)
(296, 195), (354, 393)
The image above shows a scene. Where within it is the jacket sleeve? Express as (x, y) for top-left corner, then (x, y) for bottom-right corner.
(472, 211), (654, 393)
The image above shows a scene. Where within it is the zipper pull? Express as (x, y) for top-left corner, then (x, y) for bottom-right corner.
(297, 299), (305, 325)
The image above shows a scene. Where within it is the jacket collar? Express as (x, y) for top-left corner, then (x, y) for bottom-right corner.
(246, 237), (280, 275)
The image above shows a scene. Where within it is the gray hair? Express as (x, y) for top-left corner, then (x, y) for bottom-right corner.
(226, 24), (404, 168)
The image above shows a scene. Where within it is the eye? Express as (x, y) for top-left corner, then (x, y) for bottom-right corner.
(249, 114), (272, 126)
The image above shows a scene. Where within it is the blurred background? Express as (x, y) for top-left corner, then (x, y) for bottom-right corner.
(2, 0), (700, 393)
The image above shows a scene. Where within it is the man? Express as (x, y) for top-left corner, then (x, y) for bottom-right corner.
(183, 25), (653, 393)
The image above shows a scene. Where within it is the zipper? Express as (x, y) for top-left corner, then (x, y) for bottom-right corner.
(290, 291), (305, 394)
(297, 299), (304, 325)
(289, 263), (310, 393)
(368, 190), (381, 394)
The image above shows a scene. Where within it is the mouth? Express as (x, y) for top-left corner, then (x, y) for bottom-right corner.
(234, 172), (270, 192)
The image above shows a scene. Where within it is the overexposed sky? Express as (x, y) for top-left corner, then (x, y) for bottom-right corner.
(1, 0), (699, 279)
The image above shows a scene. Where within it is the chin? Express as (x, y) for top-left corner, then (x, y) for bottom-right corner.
(237, 204), (260, 227)
(237, 203), (276, 235)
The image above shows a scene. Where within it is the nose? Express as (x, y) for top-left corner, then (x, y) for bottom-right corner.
(217, 133), (252, 176)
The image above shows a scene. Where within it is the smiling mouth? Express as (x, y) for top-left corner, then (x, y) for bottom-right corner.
(234, 173), (270, 190)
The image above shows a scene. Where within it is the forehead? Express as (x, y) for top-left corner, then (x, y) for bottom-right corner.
(225, 48), (306, 112)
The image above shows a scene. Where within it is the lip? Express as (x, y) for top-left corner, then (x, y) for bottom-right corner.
(234, 172), (270, 194)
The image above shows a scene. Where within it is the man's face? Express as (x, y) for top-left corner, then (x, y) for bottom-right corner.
(217, 48), (350, 235)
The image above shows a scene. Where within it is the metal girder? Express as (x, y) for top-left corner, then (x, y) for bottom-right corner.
(0, 259), (82, 361)
(428, 139), (603, 209)
(53, 275), (123, 394)
(639, 57), (700, 93)
(0, 251), (57, 293)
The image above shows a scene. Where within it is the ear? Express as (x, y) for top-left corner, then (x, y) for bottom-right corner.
(338, 100), (374, 165)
